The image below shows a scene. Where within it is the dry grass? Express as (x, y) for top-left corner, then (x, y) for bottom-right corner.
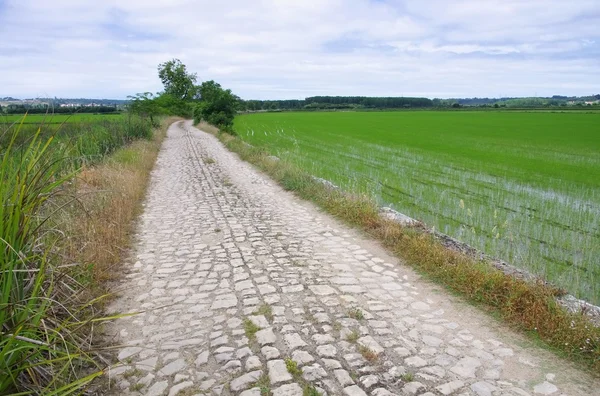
(202, 122), (600, 374)
(0, 116), (174, 394)
(346, 330), (360, 343)
(358, 345), (379, 362)
(196, 120), (221, 135)
(347, 308), (365, 320)
(57, 117), (178, 300)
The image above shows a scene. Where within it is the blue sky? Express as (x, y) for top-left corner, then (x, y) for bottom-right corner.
(0, 0), (599, 99)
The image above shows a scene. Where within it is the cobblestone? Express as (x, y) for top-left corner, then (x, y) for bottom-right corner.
(268, 359), (293, 384)
(230, 370), (263, 392)
(272, 383), (303, 396)
(107, 121), (597, 395)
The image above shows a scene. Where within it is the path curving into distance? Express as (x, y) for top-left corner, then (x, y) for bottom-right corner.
(107, 121), (598, 396)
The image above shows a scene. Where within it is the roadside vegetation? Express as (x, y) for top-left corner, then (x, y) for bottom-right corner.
(0, 114), (175, 393)
(0, 57), (217, 393)
(0, 113), (125, 124)
(199, 121), (600, 373)
(128, 58), (239, 132)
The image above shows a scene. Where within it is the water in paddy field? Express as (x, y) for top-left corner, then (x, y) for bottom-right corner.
(238, 121), (600, 305)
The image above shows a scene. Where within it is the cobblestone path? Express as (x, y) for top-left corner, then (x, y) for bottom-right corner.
(107, 121), (597, 396)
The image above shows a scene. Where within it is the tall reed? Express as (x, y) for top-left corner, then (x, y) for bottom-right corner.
(0, 114), (153, 394)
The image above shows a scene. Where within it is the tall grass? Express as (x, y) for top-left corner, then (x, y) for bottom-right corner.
(0, 115), (154, 394)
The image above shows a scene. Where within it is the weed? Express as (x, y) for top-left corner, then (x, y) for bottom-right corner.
(123, 368), (143, 379)
(346, 330), (360, 343)
(177, 387), (204, 396)
(244, 318), (260, 340)
(129, 383), (145, 392)
(203, 157), (215, 164)
(285, 357), (302, 378)
(253, 373), (271, 395)
(401, 373), (414, 382)
(348, 308), (364, 320)
(332, 321), (342, 332)
(358, 345), (379, 362)
(255, 304), (274, 322)
(303, 383), (320, 396)
(304, 309), (317, 323)
(214, 228), (222, 233)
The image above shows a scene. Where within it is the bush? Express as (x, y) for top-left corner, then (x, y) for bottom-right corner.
(193, 80), (238, 129)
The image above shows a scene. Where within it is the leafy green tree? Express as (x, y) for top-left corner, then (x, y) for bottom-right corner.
(157, 59), (198, 100)
(193, 80), (239, 130)
(154, 94), (193, 117)
(127, 92), (161, 126)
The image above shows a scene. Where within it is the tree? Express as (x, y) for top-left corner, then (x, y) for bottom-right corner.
(127, 92), (161, 126)
(193, 80), (239, 129)
(157, 59), (198, 100)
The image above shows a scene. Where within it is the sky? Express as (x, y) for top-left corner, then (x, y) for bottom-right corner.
(1, 0), (599, 100)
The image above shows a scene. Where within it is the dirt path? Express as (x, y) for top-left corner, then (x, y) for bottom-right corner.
(106, 121), (598, 396)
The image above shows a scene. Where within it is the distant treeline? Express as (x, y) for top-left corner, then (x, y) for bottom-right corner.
(0, 105), (120, 114)
(438, 94), (600, 108)
(240, 94), (600, 111)
(242, 96), (434, 111)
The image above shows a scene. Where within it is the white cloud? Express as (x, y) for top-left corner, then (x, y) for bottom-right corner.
(0, 0), (598, 99)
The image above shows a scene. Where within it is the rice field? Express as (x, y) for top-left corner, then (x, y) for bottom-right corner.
(234, 111), (600, 304)
(0, 112), (123, 124)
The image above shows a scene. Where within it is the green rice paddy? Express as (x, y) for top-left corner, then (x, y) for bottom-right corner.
(234, 111), (600, 304)
(1, 112), (123, 124)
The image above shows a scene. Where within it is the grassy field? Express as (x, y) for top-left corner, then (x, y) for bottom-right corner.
(0, 112), (124, 124)
(234, 111), (600, 304)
